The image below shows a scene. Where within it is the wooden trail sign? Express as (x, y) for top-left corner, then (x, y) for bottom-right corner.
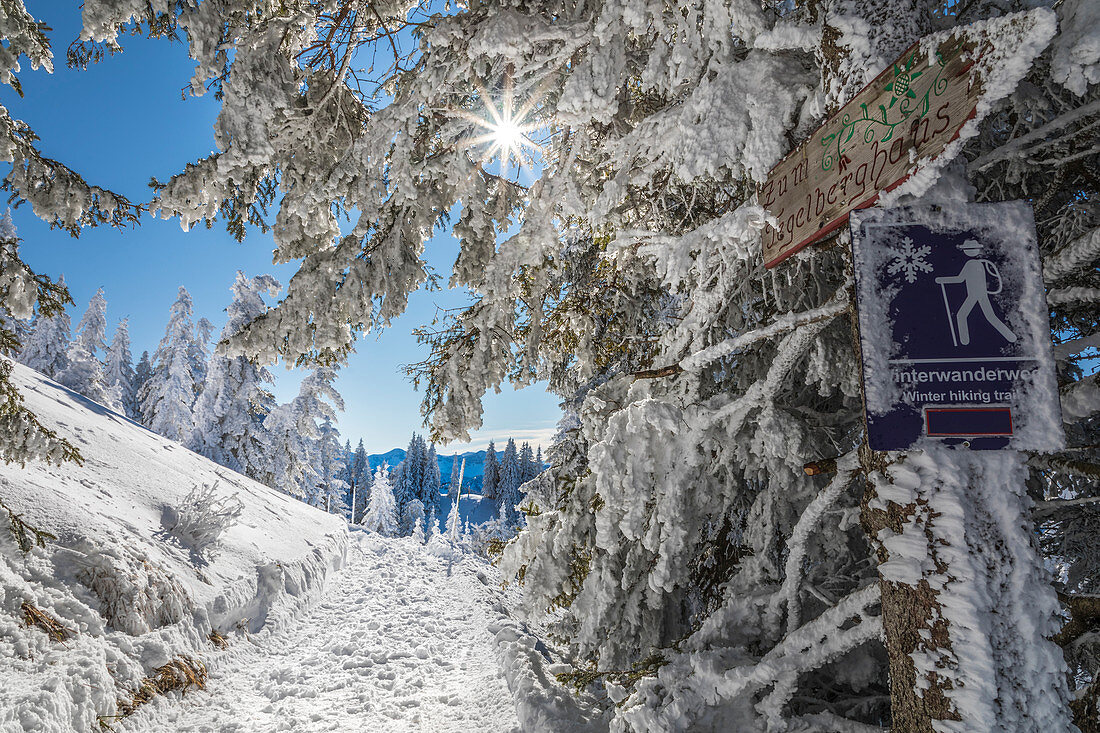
(760, 33), (983, 268)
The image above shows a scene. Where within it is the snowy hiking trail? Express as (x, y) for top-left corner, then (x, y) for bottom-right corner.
(128, 532), (522, 733)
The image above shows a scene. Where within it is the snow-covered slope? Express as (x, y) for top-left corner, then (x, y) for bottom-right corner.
(0, 361), (348, 732)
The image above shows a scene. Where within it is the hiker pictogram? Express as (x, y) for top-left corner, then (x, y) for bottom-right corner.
(935, 239), (1017, 347)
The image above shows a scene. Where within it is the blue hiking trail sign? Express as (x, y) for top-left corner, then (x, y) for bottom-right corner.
(850, 202), (1064, 451)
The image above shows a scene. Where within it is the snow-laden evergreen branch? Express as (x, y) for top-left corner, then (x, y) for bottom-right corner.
(765, 451), (862, 638)
(1060, 374), (1100, 422)
(618, 584), (881, 732)
(1044, 226), (1100, 284)
(706, 317), (835, 429)
(972, 99), (1100, 172)
(678, 286), (849, 374)
(1047, 286), (1100, 306)
(1033, 495), (1100, 522)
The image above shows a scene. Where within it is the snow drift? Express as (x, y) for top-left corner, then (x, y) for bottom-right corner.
(0, 361), (348, 732)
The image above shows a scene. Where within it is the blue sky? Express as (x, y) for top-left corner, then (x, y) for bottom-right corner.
(4, 4), (560, 454)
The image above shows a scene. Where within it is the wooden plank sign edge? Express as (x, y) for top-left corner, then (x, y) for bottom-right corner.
(759, 33), (984, 268)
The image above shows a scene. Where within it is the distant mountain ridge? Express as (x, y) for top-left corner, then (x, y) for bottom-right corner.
(367, 446), (547, 486)
(368, 448), (489, 482)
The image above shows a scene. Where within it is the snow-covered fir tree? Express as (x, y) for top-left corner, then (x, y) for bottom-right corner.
(338, 439), (352, 483)
(496, 438), (521, 522)
(481, 441), (499, 502)
(348, 438), (371, 523)
(351, 440), (370, 486)
(424, 443), (441, 507)
(361, 464), (398, 537)
(188, 316), (214, 399)
(189, 273), (280, 479)
(18, 274), (71, 380)
(338, 439), (353, 516)
(518, 442), (536, 485)
(260, 402), (316, 501)
(260, 367), (343, 500)
(445, 492), (462, 545)
(401, 498), (425, 538)
(131, 350), (152, 420)
(141, 287), (199, 442)
(314, 417), (348, 515)
(395, 432), (433, 530)
(104, 318), (138, 420)
(409, 434), (427, 499)
(426, 502), (440, 540)
(58, 288), (121, 410)
(447, 452), (462, 492)
(69, 288), (108, 356)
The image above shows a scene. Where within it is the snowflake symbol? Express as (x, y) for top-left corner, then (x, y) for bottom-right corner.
(887, 237), (933, 283)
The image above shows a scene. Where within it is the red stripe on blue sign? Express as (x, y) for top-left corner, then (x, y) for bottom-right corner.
(925, 407), (1013, 437)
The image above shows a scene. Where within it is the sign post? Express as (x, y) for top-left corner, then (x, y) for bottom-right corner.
(751, 8), (1069, 727)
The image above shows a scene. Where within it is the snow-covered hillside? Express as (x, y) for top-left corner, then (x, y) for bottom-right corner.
(0, 361), (348, 732)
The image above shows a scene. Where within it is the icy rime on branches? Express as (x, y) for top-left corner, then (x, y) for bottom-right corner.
(3, 0), (1099, 729)
(0, 214), (78, 466)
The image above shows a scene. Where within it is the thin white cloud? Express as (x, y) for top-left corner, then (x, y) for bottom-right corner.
(437, 426), (558, 454)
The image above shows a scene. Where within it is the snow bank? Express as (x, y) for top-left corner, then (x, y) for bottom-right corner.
(492, 618), (609, 732)
(0, 361), (348, 732)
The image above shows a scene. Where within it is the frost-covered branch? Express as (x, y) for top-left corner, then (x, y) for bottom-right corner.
(735, 584), (881, 701)
(1044, 226), (1100, 284)
(765, 451), (861, 638)
(620, 585), (881, 731)
(1061, 374), (1100, 422)
(756, 590), (882, 727)
(679, 286), (849, 373)
(1033, 496), (1100, 522)
(1028, 453), (1100, 480)
(707, 317), (834, 429)
(1047, 286), (1100, 306)
(972, 99), (1100, 172)
(1054, 332), (1100, 361)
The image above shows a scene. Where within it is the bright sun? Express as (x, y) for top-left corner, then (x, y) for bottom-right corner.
(491, 117), (525, 156)
(455, 76), (543, 178)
